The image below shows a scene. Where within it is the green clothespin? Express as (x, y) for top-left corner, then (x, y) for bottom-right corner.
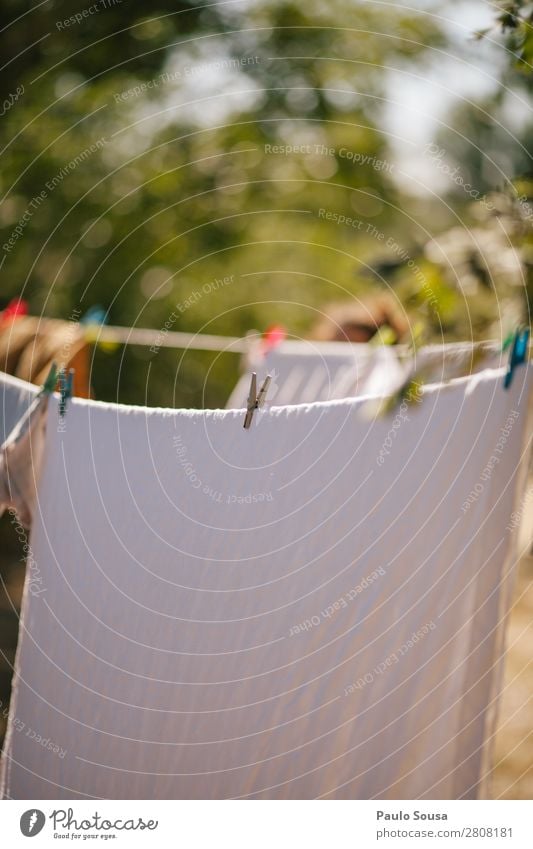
(360, 371), (424, 421)
(8, 361), (57, 437)
(58, 368), (74, 417)
(40, 362), (58, 396)
(381, 374), (424, 416)
(502, 329), (515, 353)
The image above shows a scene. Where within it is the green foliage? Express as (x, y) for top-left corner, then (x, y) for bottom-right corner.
(475, 1), (533, 73)
(0, 0), (528, 407)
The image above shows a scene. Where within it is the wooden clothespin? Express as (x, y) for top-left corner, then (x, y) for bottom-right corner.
(58, 368), (75, 417)
(504, 327), (529, 389)
(243, 372), (271, 429)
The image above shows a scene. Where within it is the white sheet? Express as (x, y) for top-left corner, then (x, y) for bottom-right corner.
(226, 341), (504, 408)
(0, 392), (50, 527)
(1, 364), (531, 799)
(226, 341), (407, 408)
(0, 372), (38, 444)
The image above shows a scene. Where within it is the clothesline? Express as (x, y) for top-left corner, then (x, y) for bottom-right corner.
(88, 324), (509, 357)
(88, 324), (251, 353)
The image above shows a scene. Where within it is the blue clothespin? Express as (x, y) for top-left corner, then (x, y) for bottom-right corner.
(504, 328), (530, 389)
(80, 305), (107, 326)
(58, 368), (74, 417)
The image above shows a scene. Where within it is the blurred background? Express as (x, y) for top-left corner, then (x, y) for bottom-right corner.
(0, 0), (532, 796)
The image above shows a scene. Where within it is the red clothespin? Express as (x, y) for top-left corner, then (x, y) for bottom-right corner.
(0, 298), (28, 323)
(260, 324), (286, 356)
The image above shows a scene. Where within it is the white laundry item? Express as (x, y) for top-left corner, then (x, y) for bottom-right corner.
(226, 341), (407, 408)
(0, 371), (39, 444)
(1, 365), (531, 800)
(225, 341), (504, 409)
(414, 342), (504, 385)
(0, 392), (50, 528)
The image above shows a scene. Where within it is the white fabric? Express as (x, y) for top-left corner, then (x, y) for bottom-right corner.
(1, 365), (531, 800)
(414, 342), (504, 384)
(0, 371), (38, 444)
(226, 341), (504, 408)
(226, 341), (407, 408)
(0, 371), (49, 527)
(0, 392), (50, 527)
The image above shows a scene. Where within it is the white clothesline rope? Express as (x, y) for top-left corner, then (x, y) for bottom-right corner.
(88, 324), (512, 357)
(89, 324), (251, 353)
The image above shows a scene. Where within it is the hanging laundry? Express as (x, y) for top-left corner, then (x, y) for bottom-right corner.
(1, 365), (531, 799)
(0, 315), (91, 396)
(0, 371), (38, 444)
(225, 340), (504, 409)
(0, 391), (50, 528)
(226, 340), (407, 408)
(413, 341), (505, 385)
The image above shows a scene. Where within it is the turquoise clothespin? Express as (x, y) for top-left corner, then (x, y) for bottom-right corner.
(58, 368), (74, 417)
(504, 328), (530, 389)
(40, 362), (58, 396)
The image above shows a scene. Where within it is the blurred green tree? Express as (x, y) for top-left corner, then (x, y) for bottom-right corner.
(0, 1), (449, 406)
